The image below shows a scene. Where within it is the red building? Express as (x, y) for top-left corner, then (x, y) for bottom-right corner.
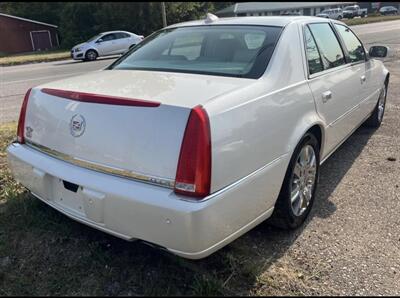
(0, 13), (59, 54)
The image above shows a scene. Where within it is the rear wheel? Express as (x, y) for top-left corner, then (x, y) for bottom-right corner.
(85, 50), (98, 61)
(364, 84), (387, 128)
(269, 133), (320, 229)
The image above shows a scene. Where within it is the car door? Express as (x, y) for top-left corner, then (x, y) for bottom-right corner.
(113, 32), (131, 53)
(303, 22), (364, 156)
(333, 23), (377, 121)
(96, 33), (119, 56)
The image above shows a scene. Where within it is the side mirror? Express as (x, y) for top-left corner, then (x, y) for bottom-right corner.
(96, 38), (103, 43)
(369, 46), (388, 58)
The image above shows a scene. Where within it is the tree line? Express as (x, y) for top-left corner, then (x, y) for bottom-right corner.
(0, 2), (233, 48)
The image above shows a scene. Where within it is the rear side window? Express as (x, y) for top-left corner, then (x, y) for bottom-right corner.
(304, 26), (323, 75)
(115, 32), (130, 39)
(334, 24), (366, 63)
(308, 23), (345, 70)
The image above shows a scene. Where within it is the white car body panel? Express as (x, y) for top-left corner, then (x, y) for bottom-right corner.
(8, 16), (389, 259)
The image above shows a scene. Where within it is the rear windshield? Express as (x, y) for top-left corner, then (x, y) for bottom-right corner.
(109, 25), (283, 79)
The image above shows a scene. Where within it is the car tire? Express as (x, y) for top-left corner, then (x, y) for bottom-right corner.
(364, 83), (388, 128)
(85, 50), (98, 61)
(269, 132), (320, 229)
(338, 15), (342, 20)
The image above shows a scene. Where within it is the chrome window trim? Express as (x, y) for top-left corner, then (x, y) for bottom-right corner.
(24, 140), (175, 189)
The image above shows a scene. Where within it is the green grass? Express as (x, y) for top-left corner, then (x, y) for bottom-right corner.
(0, 50), (70, 66)
(344, 15), (400, 26)
(0, 122), (312, 296)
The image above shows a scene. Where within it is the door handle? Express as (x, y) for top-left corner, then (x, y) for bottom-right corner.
(360, 75), (366, 83)
(322, 91), (332, 103)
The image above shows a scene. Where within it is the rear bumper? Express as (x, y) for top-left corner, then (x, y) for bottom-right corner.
(7, 143), (286, 259)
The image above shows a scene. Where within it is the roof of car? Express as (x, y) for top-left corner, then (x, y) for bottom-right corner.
(100, 30), (132, 35)
(166, 16), (333, 29)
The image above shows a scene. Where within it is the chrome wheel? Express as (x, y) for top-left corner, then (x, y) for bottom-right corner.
(377, 87), (386, 122)
(290, 145), (317, 217)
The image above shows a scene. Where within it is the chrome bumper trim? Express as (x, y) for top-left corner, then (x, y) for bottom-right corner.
(23, 141), (175, 189)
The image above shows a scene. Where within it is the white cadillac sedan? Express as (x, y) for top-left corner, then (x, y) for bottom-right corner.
(8, 15), (389, 259)
(71, 30), (144, 61)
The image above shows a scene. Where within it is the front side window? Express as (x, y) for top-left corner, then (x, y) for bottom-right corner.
(304, 26), (323, 75)
(335, 24), (366, 63)
(109, 25), (282, 78)
(100, 34), (116, 42)
(308, 23), (345, 70)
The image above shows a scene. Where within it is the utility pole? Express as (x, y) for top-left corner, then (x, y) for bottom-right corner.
(161, 2), (167, 27)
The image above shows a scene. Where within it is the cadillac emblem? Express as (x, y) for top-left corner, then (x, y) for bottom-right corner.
(70, 114), (86, 137)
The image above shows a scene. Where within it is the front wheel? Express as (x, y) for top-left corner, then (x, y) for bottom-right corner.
(85, 50), (98, 61)
(269, 133), (320, 229)
(364, 84), (387, 128)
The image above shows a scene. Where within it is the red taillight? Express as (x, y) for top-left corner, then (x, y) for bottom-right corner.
(17, 88), (32, 144)
(174, 106), (211, 198)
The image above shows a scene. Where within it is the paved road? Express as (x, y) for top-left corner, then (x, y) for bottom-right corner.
(0, 56), (118, 123)
(352, 19), (400, 59)
(1, 20), (400, 124)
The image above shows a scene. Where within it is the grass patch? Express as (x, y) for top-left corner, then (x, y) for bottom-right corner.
(344, 15), (400, 26)
(0, 50), (70, 66)
(0, 122), (312, 295)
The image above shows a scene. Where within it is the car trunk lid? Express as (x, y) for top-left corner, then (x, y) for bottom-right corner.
(22, 69), (253, 185)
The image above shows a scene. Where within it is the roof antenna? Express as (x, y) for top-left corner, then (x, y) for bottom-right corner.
(205, 13), (219, 23)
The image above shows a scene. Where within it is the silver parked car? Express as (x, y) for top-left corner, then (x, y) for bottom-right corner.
(317, 8), (343, 19)
(71, 31), (144, 61)
(379, 6), (398, 15)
